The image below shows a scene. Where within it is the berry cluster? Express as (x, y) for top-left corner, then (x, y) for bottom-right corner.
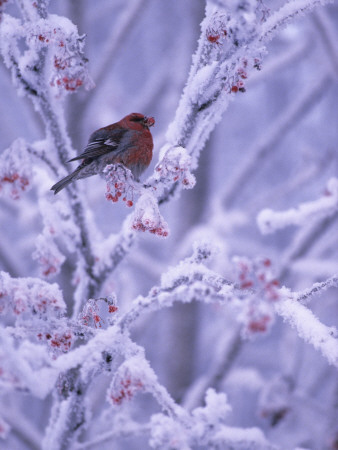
(206, 27), (227, 45)
(33, 236), (65, 279)
(104, 164), (138, 207)
(0, 273), (64, 319)
(109, 362), (146, 406)
(0, 173), (29, 200)
(132, 193), (169, 237)
(30, 21), (92, 94)
(0, 140), (32, 200)
(233, 257), (280, 338)
(78, 297), (118, 329)
(109, 376), (144, 405)
(205, 10), (229, 48)
(37, 330), (73, 356)
(154, 146), (195, 190)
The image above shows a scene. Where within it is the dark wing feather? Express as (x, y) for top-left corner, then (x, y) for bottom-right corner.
(68, 127), (128, 162)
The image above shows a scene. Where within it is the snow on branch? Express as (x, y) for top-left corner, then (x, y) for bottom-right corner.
(1, 251), (336, 445)
(149, 2), (262, 202)
(33, 192), (80, 279)
(0, 139), (33, 200)
(101, 0), (333, 270)
(107, 352), (189, 423)
(295, 275), (338, 305)
(144, 0), (332, 205)
(118, 242), (240, 331)
(104, 164), (172, 237)
(150, 388), (275, 450)
(0, 327), (57, 397)
(275, 295), (338, 368)
(231, 260), (338, 367)
(26, 140), (59, 176)
(118, 249), (338, 371)
(78, 345), (275, 449)
(0, 0), (335, 447)
(75, 423), (150, 449)
(275, 276), (338, 368)
(257, 178), (338, 234)
(95, 146), (196, 276)
(221, 72), (329, 208)
(0, 271), (65, 318)
(0, 7), (93, 101)
(0, 0), (99, 306)
(259, 0), (332, 43)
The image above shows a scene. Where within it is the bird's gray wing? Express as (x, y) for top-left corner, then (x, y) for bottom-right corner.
(68, 128), (129, 162)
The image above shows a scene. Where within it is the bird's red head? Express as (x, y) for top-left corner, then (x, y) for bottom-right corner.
(125, 113), (155, 129)
(144, 116), (155, 127)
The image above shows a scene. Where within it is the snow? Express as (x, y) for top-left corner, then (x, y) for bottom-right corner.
(214, 425), (273, 448)
(275, 296), (338, 367)
(0, 0), (337, 448)
(132, 190), (170, 237)
(0, 138), (32, 199)
(150, 388), (272, 449)
(259, 0), (333, 43)
(257, 178), (338, 234)
(189, 61), (218, 104)
(0, 271), (65, 318)
(192, 388), (231, 424)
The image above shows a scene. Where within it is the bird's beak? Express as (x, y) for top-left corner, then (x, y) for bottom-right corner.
(145, 116), (155, 127)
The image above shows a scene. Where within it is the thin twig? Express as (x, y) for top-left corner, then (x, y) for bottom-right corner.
(248, 39), (310, 87)
(27, 144), (59, 176)
(75, 423), (150, 449)
(278, 211), (338, 280)
(182, 327), (243, 410)
(0, 406), (42, 450)
(295, 274), (338, 305)
(312, 8), (338, 76)
(80, 0), (147, 113)
(221, 72), (330, 208)
(259, 0), (330, 43)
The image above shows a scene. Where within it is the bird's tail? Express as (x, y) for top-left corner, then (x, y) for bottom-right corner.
(50, 170), (79, 195)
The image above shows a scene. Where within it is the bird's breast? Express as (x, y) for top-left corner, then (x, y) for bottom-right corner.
(124, 132), (153, 178)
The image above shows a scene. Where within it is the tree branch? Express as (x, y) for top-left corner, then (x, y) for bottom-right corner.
(221, 72), (330, 208)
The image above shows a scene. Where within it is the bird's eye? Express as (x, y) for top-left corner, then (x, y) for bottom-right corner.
(130, 115), (143, 122)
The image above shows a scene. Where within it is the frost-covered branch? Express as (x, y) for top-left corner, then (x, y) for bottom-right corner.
(312, 8), (338, 76)
(150, 389), (275, 450)
(74, 423), (150, 449)
(180, 259), (338, 408)
(259, 0), (332, 43)
(295, 275), (338, 304)
(150, 0), (333, 204)
(1, 248), (337, 447)
(278, 212), (338, 280)
(183, 328), (242, 410)
(257, 178), (338, 234)
(248, 39), (310, 86)
(26, 141), (59, 176)
(0, 406), (42, 450)
(222, 73), (330, 207)
(118, 243), (240, 331)
(246, 155), (332, 216)
(98, 0), (333, 276)
(0, 0), (100, 304)
(0, 0), (336, 448)
(275, 295), (338, 368)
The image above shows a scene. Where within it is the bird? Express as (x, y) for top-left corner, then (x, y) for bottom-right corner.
(51, 113), (155, 194)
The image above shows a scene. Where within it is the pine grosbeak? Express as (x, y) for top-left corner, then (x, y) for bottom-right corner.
(51, 113), (155, 194)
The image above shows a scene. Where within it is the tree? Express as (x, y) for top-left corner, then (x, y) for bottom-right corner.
(0, 0), (337, 449)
